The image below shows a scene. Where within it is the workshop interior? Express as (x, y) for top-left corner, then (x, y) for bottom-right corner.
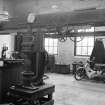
(1, 0), (105, 105)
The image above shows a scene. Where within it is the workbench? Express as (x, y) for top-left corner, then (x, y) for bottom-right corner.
(7, 84), (55, 105)
(0, 59), (24, 103)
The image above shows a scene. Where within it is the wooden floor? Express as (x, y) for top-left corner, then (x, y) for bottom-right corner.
(45, 73), (105, 105)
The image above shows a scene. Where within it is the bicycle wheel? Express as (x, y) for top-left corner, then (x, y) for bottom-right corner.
(74, 67), (85, 80)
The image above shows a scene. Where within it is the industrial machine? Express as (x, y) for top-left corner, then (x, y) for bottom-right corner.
(20, 31), (48, 86)
(3, 23), (55, 105)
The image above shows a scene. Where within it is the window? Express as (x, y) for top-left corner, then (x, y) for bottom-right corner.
(75, 36), (94, 56)
(44, 38), (58, 54)
(0, 35), (14, 58)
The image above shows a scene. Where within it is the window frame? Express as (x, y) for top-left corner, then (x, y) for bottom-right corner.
(74, 36), (95, 57)
(44, 37), (58, 55)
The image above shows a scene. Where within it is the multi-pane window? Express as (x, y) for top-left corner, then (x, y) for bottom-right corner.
(0, 35), (14, 58)
(44, 38), (58, 54)
(75, 36), (94, 56)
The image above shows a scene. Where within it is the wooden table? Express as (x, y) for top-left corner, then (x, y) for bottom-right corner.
(8, 84), (55, 105)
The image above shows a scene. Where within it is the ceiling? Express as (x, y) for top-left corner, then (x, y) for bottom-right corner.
(3, 0), (105, 17)
(1, 0), (105, 30)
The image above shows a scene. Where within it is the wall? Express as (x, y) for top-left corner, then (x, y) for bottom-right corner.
(55, 38), (88, 70)
(55, 38), (74, 65)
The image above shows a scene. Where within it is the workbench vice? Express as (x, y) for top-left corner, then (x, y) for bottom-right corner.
(7, 84), (55, 105)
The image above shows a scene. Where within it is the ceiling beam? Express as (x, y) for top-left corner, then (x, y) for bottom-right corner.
(1, 8), (105, 30)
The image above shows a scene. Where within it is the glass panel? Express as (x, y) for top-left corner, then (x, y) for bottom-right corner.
(88, 37), (94, 46)
(76, 47), (81, 55)
(0, 35), (13, 58)
(44, 38), (58, 54)
(49, 47), (53, 54)
(45, 46), (49, 52)
(102, 39), (105, 47)
(76, 36), (94, 56)
(54, 39), (58, 46)
(81, 47), (87, 55)
(88, 47), (93, 55)
(81, 37), (87, 46)
(49, 38), (53, 46)
(45, 38), (49, 46)
(53, 47), (57, 54)
(76, 41), (81, 46)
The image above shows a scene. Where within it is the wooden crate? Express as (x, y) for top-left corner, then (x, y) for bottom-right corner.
(54, 64), (70, 74)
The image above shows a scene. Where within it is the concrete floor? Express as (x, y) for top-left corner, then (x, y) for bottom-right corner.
(45, 73), (105, 105)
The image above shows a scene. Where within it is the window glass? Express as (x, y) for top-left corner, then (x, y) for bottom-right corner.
(76, 47), (82, 55)
(81, 47), (87, 55)
(88, 37), (94, 46)
(75, 36), (94, 56)
(54, 39), (58, 46)
(49, 47), (53, 54)
(45, 38), (49, 46)
(76, 41), (81, 46)
(88, 47), (93, 55)
(49, 38), (53, 46)
(45, 38), (58, 54)
(0, 35), (14, 58)
(45, 46), (49, 52)
(81, 38), (87, 46)
(54, 48), (57, 54)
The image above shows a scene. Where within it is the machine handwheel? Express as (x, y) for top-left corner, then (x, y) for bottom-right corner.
(74, 67), (85, 80)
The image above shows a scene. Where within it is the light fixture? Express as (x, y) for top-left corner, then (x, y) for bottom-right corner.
(51, 5), (58, 9)
(0, 11), (9, 21)
(27, 13), (36, 23)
